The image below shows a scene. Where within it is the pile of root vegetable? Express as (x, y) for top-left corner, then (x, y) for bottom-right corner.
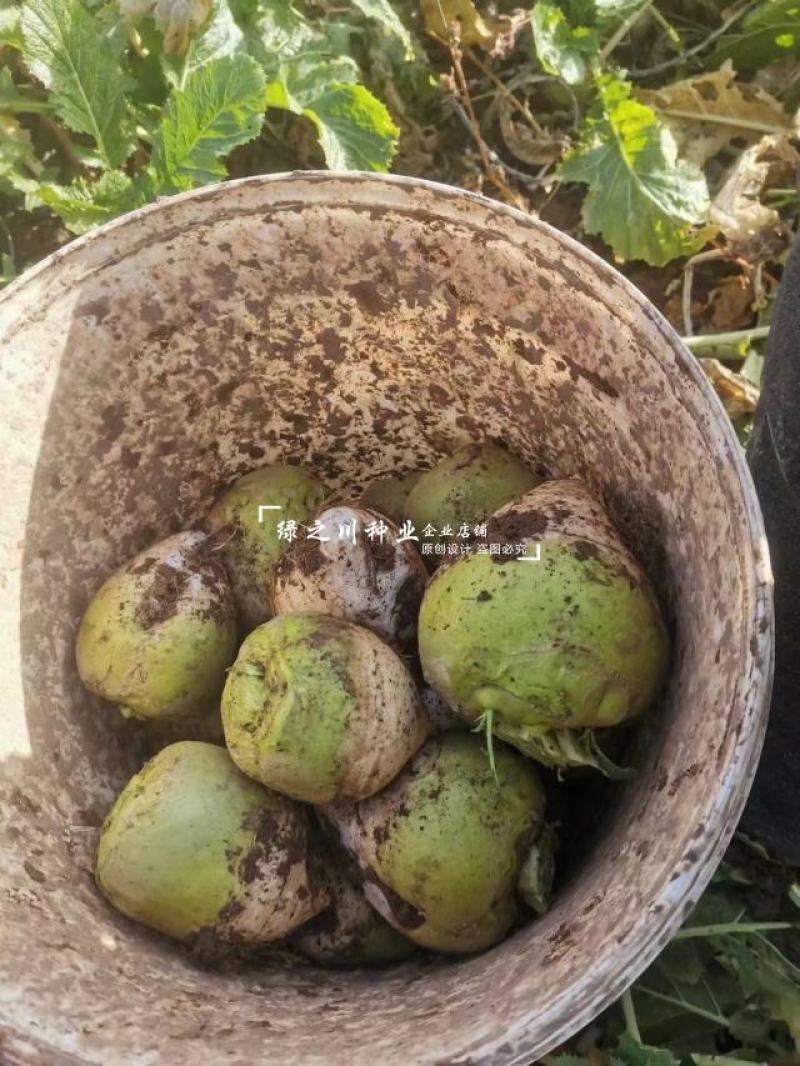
(77, 442), (668, 965)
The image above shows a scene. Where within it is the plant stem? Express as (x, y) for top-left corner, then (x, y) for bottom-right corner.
(621, 989), (642, 1043)
(674, 920), (795, 939)
(654, 109), (789, 136)
(635, 985), (729, 1028)
(629, 0), (759, 79)
(682, 248), (727, 336)
(599, 0), (654, 62)
(464, 47), (542, 134)
(649, 6), (681, 49)
(682, 326), (770, 350)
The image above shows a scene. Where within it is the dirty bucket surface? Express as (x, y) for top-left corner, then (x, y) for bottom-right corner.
(0, 173), (772, 1066)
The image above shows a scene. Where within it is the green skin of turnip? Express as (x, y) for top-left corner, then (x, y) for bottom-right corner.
(324, 733), (550, 955)
(417, 480), (669, 774)
(76, 532), (238, 720)
(405, 443), (540, 536)
(205, 464), (326, 631)
(361, 471), (423, 526)
(222, 613), (428, 804)
(292, 849), (416, 967)
(95, 742), (328, 946)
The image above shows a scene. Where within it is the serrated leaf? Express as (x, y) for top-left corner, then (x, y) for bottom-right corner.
(612, 1034), (681, 1066)
(30, 171), (149, 234)
(21, 0), (134, 168)
(350, 0), (413, 54)
(531, 1), (599, 84)
(162, 0), (244, 86)
(559, 74), (711, 265)
(236, 0), (314, 76)
(637, 63), (797, 169)
(152, 53), (266, 190)
(713, 0), (800, 71)
(303, 83), (398, 171)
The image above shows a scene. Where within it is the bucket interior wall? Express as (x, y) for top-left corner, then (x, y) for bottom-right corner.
(0, 175), (771, 1066)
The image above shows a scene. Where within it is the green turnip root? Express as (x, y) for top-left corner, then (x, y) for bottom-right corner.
(95, 742), (327, 947)
(270, 503), (427, 649)
(405, 443), (539, 538)
(418, 479), (669, 775)
(205, 464), (325, 631)
(76, 531), (237, 720)
(323, 733), (551, 955)
(361, 471), (423, 525)
(222, 613), (429, 804)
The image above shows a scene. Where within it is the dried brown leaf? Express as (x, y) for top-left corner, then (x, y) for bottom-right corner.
(495, 75), (576, 165)
(710, 133), (800, 247)
(120, 0), (212, 54)
(499, 103), (570, 165)
(699, 356), (760, 417)
(709, 275), (755, 330)
(420, 0), (525, 54)
(637, 62), (796, 168)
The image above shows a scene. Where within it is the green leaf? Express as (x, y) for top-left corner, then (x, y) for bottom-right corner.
(303, 83), (399, 171)
(1, 252), (16, 285)
(0, 112), (41, 196)
(558, 74), (710, 265)
(236, 0), (314, 77)
(531, 1), (599, 84)
(612, 1034), (681, 1066)
(713, 0), (800, 70)
(655, 938), (707, 988)
(21, 0), (135, 169)
(0, 69), (53, 114)
(162, 0), (244, 87)
(0, 0), (23, 50)
(692, 1056), (766, 1066)
(595, 0), (650, 27)
(530, 0), (650, 83)
(349, 0), (413, 54)
(30, 171), (149, 234)
(152, 53), (266, 190)
(266, 53), (361, 111)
